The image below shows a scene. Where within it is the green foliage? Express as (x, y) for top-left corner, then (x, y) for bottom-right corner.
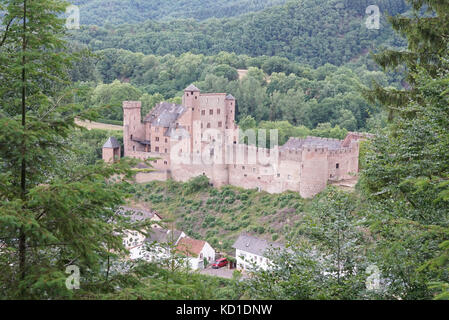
(72, 0), (288, 25)
(183, 175), (210, 195)
(69, 0), (407, 67)
(359, 0), (449, 300)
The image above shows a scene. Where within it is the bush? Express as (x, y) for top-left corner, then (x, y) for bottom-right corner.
(272, 233), (279, 241)
(184, 175), (210, 195)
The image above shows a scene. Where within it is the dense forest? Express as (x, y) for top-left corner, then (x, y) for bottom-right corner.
(72, 48), (394, 132)
(69, 0), (408, 67)
(71, 0), (288, 25)
(1, 0), (449, 301)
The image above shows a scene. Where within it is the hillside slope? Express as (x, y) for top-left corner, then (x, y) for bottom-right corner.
(70, 0), (408, 67)
(71, 0), (288, 25)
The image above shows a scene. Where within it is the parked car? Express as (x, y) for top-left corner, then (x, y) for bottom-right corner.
(212, 258), (228, 269)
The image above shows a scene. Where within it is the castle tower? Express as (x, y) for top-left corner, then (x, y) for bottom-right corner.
(102, 137), (121, 163)
(225, 94), (238, 144)
(182, 84), (201, 153)
(123, 101), (144, 155)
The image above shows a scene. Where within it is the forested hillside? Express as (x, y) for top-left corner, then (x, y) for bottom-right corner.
(71, 49), (394, 131)
(70, 0), (408, 67)
(71, 0), (288, 25)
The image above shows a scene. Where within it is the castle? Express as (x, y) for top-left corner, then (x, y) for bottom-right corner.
(103, 85), (364, 198)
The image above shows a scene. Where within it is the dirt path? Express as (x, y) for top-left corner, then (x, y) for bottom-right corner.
(75, 118), (123, 131)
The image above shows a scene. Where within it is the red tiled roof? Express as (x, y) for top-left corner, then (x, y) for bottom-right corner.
(175, 237), (206, 257)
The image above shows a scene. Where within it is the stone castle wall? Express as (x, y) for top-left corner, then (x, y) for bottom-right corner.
(117, 88), (363, 199)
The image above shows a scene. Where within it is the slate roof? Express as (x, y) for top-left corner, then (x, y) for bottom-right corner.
(184, 84), (200, 92)
(103, 137), (120, 149)
(225, 94), (235, 100)
(281, 136), (343, 151)
(175, 237), (207, 257)
(145, 228), (183, 244)
(143, 102), (186, 127)
(117, 206), (162, 222)
(232, 234), (284, 257)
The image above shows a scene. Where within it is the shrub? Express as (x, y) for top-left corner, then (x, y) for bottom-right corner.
(184, 175), (210, 195)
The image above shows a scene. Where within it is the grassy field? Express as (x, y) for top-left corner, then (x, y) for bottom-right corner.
(75, 118), (123, 131)
(126, 177), (312, 255)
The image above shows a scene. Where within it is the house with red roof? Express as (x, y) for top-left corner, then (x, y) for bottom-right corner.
(175, 237), (216, 270)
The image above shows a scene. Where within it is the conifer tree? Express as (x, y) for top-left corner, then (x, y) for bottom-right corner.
(365, 0), (449, 117)
(0, 0), (139, 299)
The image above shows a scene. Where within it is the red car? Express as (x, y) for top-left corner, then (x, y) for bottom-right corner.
(212, 258), (228, 269)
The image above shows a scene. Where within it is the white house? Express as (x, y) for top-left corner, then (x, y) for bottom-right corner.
(119, 206), (163, 251)
(130, 227), (186, 261)
(175, 237), (216, 270)
(232, 234), (284, 271)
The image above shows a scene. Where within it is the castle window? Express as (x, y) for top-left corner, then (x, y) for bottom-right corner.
(191, 91), (194, 95)
(192, 108), (194, 111)
(218, 121), (222, 127)
(164, 161), (168, 165)
(178, 136), (182, 141)
(187, 93), (189, 96)
(207, 123), (211, 128)
(133, 146), (135, 151)
(165, 138), (168, 143)
(202, 110), (205, 116)
(288, 175), (292, 180)
(242, 166), (245, 170)
(217, 109), (221, 115)
(165, 149), (168, 153)
(336, 163), (340, 169)
(244, 174), (247, 177)
(155, 137), (159, 142)
(195, 96), (197, 99)
(252, 168), (256, 172)
(209, 109), (213, 115)
(155, 147), (159, 152)
(277, 173), (280, 178)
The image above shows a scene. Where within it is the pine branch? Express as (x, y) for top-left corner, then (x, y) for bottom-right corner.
(0, 18), (14, 47)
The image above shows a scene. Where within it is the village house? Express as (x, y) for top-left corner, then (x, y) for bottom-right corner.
(118, 206), (163, 253)
(175, 237), (216, 270)
(130, 227), (215, 271)
(232, 234), (284, 271)
(130, 227), (185, 261)
(103, 84), (367, 199)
